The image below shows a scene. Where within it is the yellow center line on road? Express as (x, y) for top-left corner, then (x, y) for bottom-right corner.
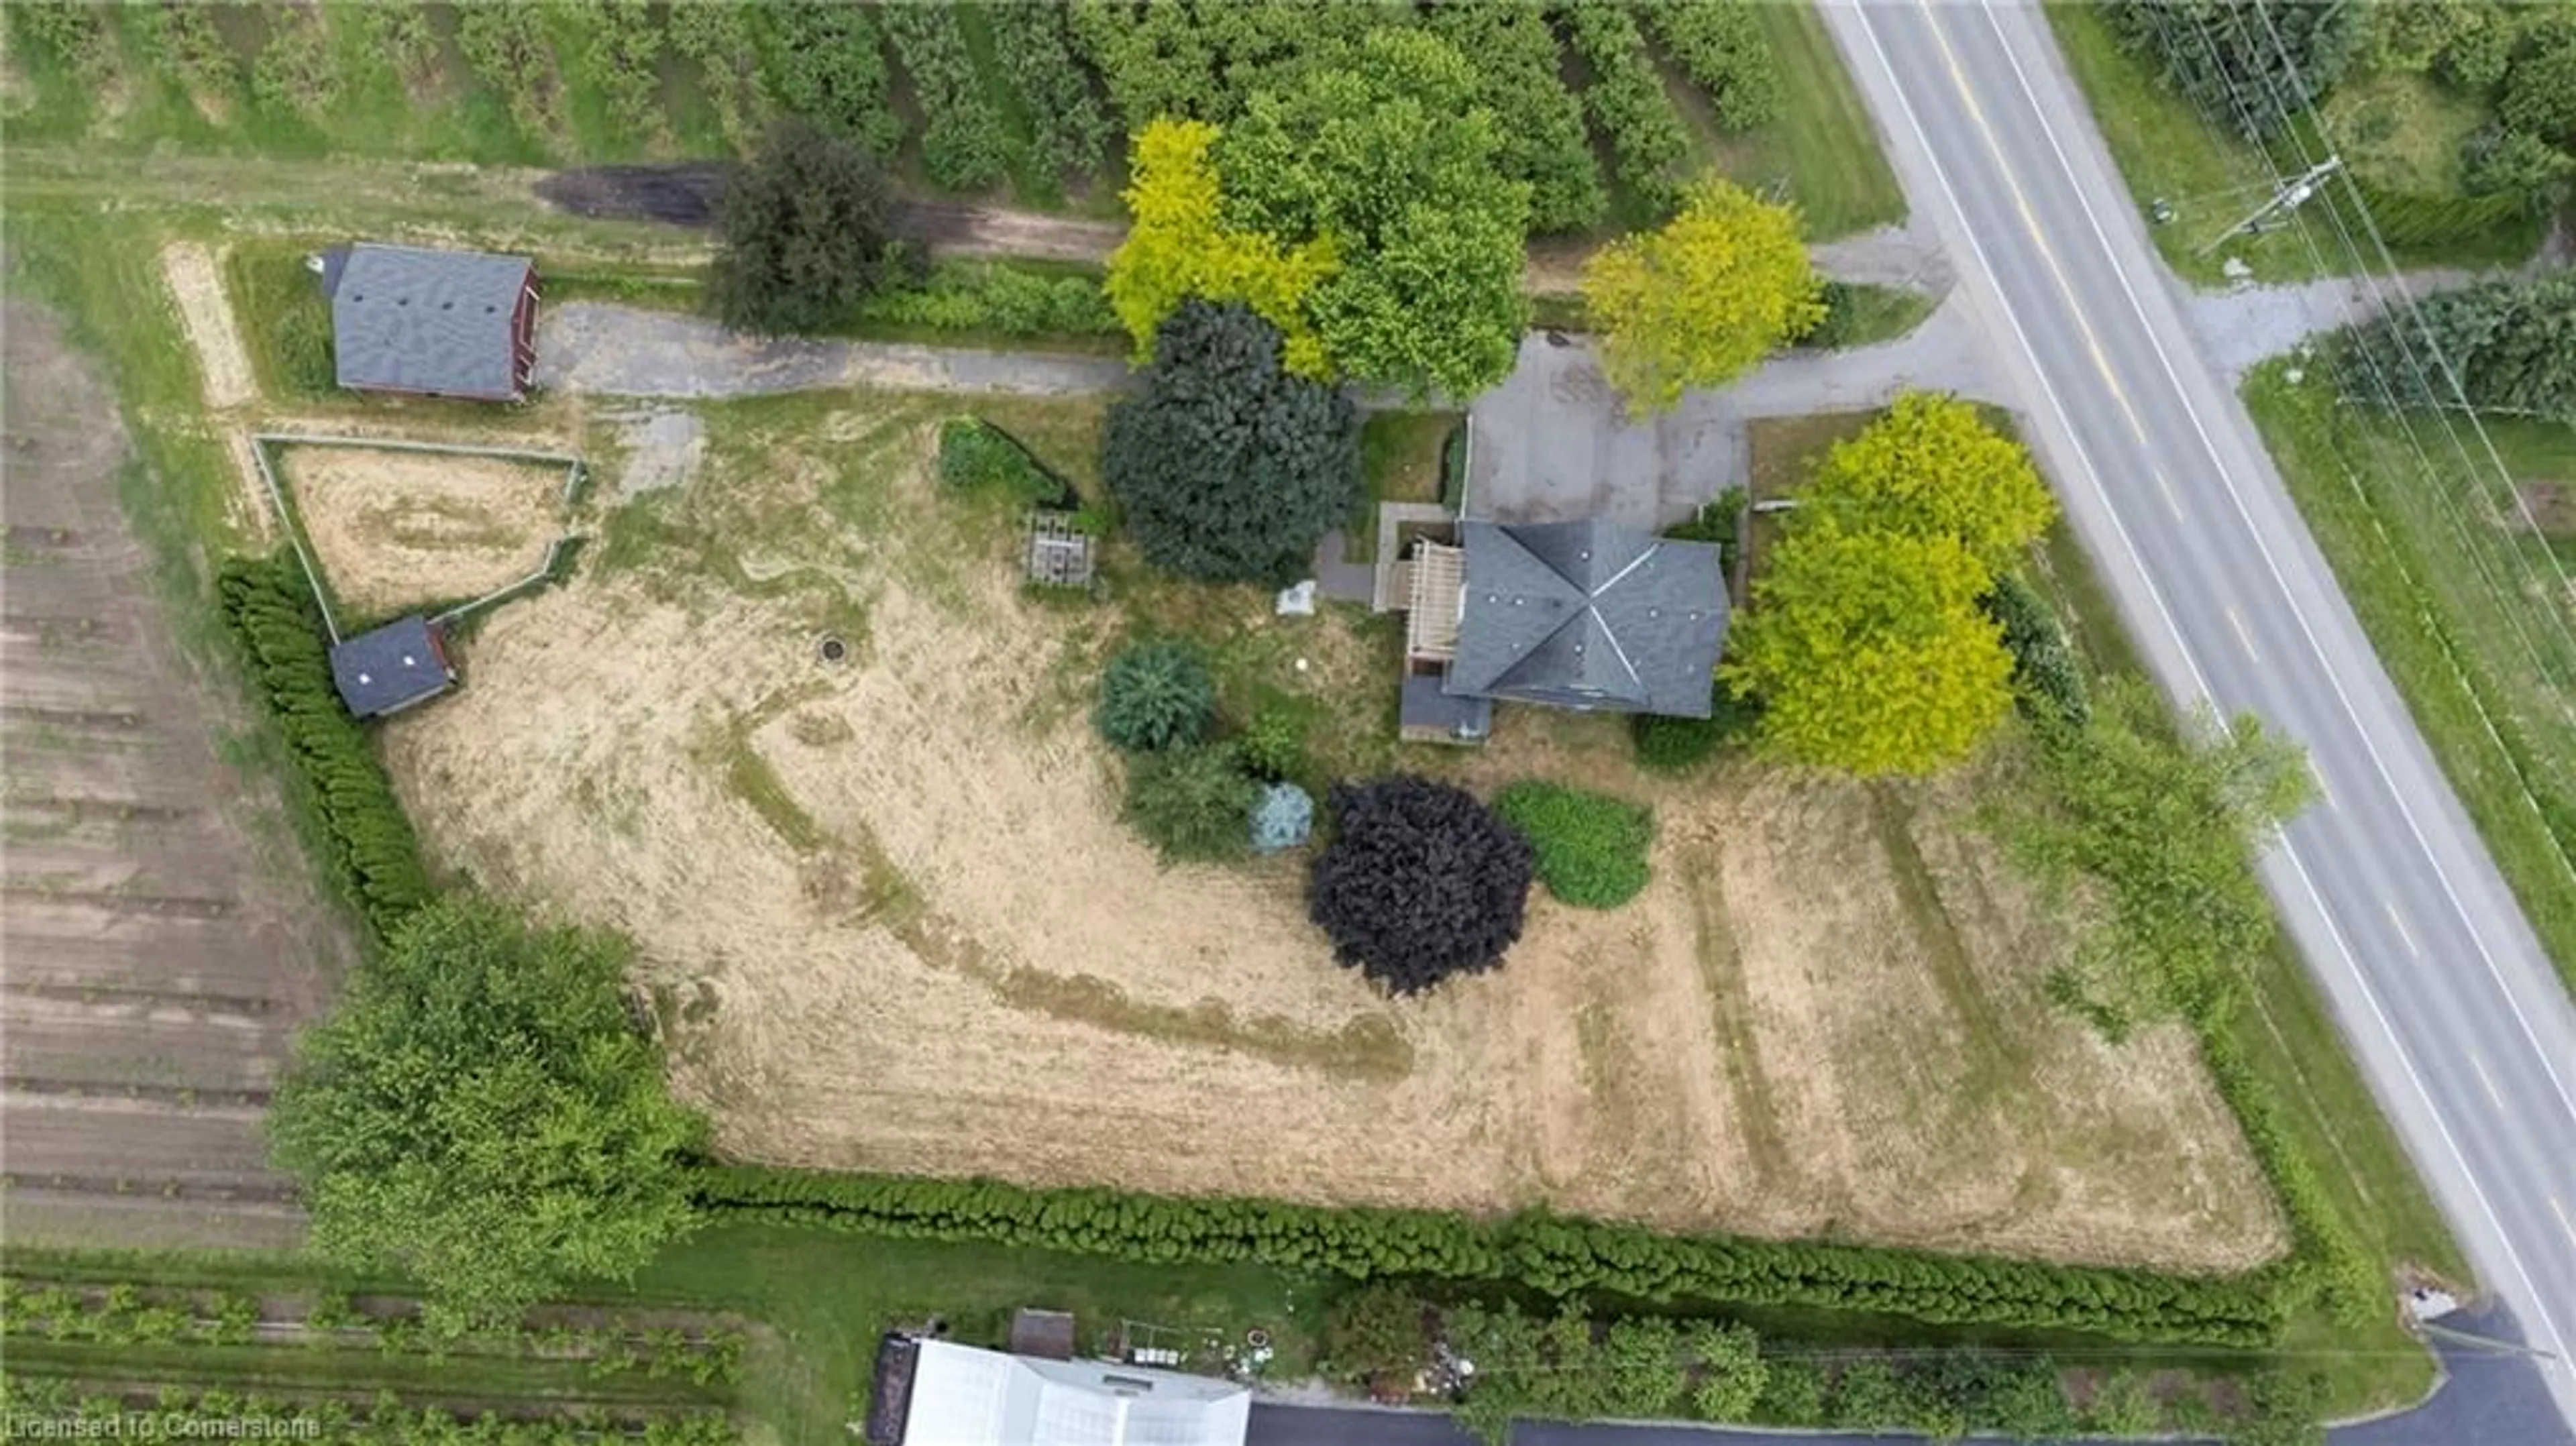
(2385, 901), (2419, 958)
(2471, 1052), (2506, 1110)
(1924, 13), (2149, 449)
(2226, 604), (2261, 661)
(2553, 1195), (2576, 1252)
(2155, 469), (2183, 519)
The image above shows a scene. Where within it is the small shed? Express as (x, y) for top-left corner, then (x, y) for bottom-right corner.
(321, 242), (539, 400)
(329, 616), (455, 718)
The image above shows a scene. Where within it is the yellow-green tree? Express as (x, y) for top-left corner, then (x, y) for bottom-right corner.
(1584, 177), (1825, 415)
(1721, 520), (2015, 777)
(1807, 393), (2055, 569)
(1103, 117), (1337, 376)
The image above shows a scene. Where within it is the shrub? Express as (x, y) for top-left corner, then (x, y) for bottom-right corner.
(251, 5), (338, 121)
(1491, 781), (1655, 908)
(757, 1), (901, 160)
(1645, 0), (1783, 131)
(1629, 688), (1762, 773)
(667, 3), (767, 152)
(879, 3), (1012, 190)
(989, 1), (1112, 182)
(936, 419), (1069, 508)
(133, 1), (239, 101)
(1238, 706), (1309, 782)
(578, 0), (665, 143)
(1308, 776), (1535, 995)
(217, 557), (433, 938)
(1124, 745), (1260, 864)
(455, 3), (559, 140)
(710, 118), (908, 336)
(857, 263), (1122, 337)
(2500, 25), (2576, 146)
(1250, 782), (1314, 854)
(2461, 126), (2575, 214)
(8, 2), (117, 88)
(1560, 3), (1691, 209)
(1093, 640), (1216, 753)
(1322, 1284), (1433, 1392)
(1982, 572), (2091, 728)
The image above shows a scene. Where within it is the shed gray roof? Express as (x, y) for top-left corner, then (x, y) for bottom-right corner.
(1444, 519), (1727, 717)
(328, 243), (531, 398)
(329, 616), (453, 718)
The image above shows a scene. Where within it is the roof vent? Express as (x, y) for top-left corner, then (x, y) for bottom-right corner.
(356, 671), (373, 685)
(400, 654), (418, 666)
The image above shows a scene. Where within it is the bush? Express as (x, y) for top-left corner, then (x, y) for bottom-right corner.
(1239, 706), (1309, 782)
(454, 3), (557, 139)
(1250, 782), (1314, 854)
(1982, 572), (2091, 728)
(2461, 126), (2575, 213)
(757, 1), (901, 159)
(1645, 0), (1783, 131)
(1322, 1284), (1433, 1392)
(216, 557), (433, 939)
(1308, 776), (1534, 995)
(989, 1), (1112, 183)
(1126, 745), (1260, 864)
(936, 419), (1070, 508)
(1491, 781), (1655, 909)
(1560, 3), (1690, 209)
(1629, 689), (1762, 773)
(1093, 640), (1216, 753)
(710, 119), (908, 336)
(857, 263), (1122, 337)
(879, 3), (1012, 190)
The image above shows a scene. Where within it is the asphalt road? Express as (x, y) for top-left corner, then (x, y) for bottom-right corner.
(1807, 0), (2576, 1436)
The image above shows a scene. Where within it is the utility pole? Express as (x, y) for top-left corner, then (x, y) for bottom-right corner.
(2198, 154), (2341, 256)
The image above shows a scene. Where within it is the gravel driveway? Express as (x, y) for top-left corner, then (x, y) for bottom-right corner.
(535, 302), (1134, 399)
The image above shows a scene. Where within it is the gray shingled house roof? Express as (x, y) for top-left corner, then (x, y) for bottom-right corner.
(326, 243), (532, 398)
(1443, 519), (1727, 718)
(329, 616), (454, 718)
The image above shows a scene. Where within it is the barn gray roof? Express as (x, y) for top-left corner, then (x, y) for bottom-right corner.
(328, 243), (531, 398)
(329, 616), (453, 718)
(1444, 518), (1727, 717)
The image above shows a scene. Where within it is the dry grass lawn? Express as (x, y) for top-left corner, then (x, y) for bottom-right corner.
(275, 443), (568, 620)
(379, 392), (2287, 1275)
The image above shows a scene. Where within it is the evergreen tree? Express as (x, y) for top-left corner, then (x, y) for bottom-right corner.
(1102, 300), (1361, 583)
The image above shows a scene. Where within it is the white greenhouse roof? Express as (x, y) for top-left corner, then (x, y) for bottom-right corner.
(902, 1339), (1250, 1446)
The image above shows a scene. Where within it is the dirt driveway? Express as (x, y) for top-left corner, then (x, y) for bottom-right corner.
(1, 301), (352, 1249)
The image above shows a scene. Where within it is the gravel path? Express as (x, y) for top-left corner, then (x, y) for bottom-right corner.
(535, 302), (1132, 399)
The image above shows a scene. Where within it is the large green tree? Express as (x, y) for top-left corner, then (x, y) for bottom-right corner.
(1723, 520), (2017, 777)
(2337, 271), (2576, 419)
(1585, 177), (1825, 415)
(1805, 393), (2056, 569)
(268, 899), (703, 1329)
(1995, 678), (2315, 1038)
(1102, 300), (1360, 582)
(708, 117), (908, 335)
(1218, 26), (1532, 398)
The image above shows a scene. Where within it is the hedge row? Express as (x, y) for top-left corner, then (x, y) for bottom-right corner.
(217, 554), (433, 938)
(691, 1166), (2288, 1345)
